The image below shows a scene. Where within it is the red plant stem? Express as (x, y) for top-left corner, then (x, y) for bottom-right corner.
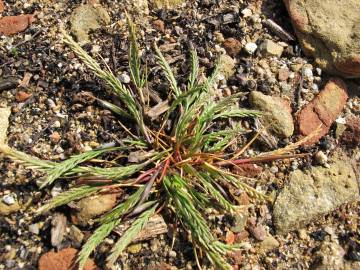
(155, 201), (166, 214)
(137, 168), (161, 207)
(158, 158), (170, 183)
(133, 167), (157, 184)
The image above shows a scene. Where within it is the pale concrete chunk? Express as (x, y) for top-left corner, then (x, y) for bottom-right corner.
(273, 156), (359, 234)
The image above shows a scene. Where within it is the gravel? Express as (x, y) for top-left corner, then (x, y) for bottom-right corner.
(0, 0), (359, 269)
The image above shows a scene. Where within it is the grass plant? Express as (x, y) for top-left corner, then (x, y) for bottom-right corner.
(0, 15), (311, 270)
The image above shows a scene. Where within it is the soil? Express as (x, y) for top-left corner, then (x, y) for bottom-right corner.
(0, 0), (359, 270)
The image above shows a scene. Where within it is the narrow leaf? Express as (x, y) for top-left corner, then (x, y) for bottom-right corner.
(37, 185), (99, 213)
(78, 186), (146, 269)
(106, 203), (157, 264)
(41, 147), (124, 188)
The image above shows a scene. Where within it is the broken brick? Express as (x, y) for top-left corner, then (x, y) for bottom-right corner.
(0, 14), (35, 36)
(297, 78), (348, 146)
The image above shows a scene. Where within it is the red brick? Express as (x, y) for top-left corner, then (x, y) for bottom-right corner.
(38, 248), (98, 270)
(297, 78), (348, 146)
(0, 14), (35, 36)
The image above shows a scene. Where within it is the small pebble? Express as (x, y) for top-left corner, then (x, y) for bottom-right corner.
(53, 121), (61, 128)
(241, 8), (252, 17)
(316, 68), (322, 76)
(2, 194), (16, 205)
(291, 160), (299, 170)
(270, 166), (279, 173)
(298, 229), (308, 240)
(278, 67), (290, 81)
(169, 250), (177, 258)
(119, 73), (131, 84)
(303, 67), (313, 78)
(213, 31), (225, 43)
(29, 223), (40, 235)
(280, 81), (291, 92)
(223, 13), (235, 24)
(51, 183), (62, 197)
(249, 225), (266, 241)
(244, 42), (257, 54)
(46, 99), (56, 109)
(314, 151), (328, 166)
(312, 83), (319, 92)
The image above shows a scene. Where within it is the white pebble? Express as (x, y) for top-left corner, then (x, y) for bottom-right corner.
(335, 116), (346, 124)
(244, 42), (257, 54)
(2, 194), (16, 205)
(316, 67), (322, 76)
(24, 35), (32, 42)
(169, 250), (177, 257)
(53, 120), (61, 128)
(91, 45), (101, 54)
(29, 224), (40, 235)
(315, 151), (328, 166)
(119, 73), (131, 84)
(303, 68), (313, 78)
(311, 83), (319, 92)
(270, 166), (279, 173)
(241, 8), (252, 17)
(46, 99), (56, 109)
(51, 183), (62, 197)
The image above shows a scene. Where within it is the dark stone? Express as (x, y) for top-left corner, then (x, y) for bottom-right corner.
(310, 230), (328, 241)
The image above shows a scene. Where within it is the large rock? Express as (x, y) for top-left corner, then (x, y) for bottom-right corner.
(273, 156), (359, 235)
(70, 4), (110, 45)
(297, 78), (348, 146)
(284, 0), (360, 78)
(249, 91), (294, 138)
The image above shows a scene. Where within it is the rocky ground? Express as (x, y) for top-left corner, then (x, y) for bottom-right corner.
(0, 0), (359, 269)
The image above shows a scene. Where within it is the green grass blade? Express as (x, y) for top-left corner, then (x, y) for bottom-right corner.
(41, 147), (124, 188)
(106, 203), (157, 264)
(213, 108), (261, 120)
(62, 30), (151, 142)
(163, 175), (234, 269)
(97, 98), (133, 119)
(78, 219), (119, 270)
(154, 44), (181, 97)
(187, 49), (199, 93)
(78, 186), (146, 269)
(97, 186), (146, 224)
(184, 164), (235, 213)
(37, 185), (99, 213)
(202, 163), (271, 202)
(126, 13), (146, 104)
(0, 144), (55, 171)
